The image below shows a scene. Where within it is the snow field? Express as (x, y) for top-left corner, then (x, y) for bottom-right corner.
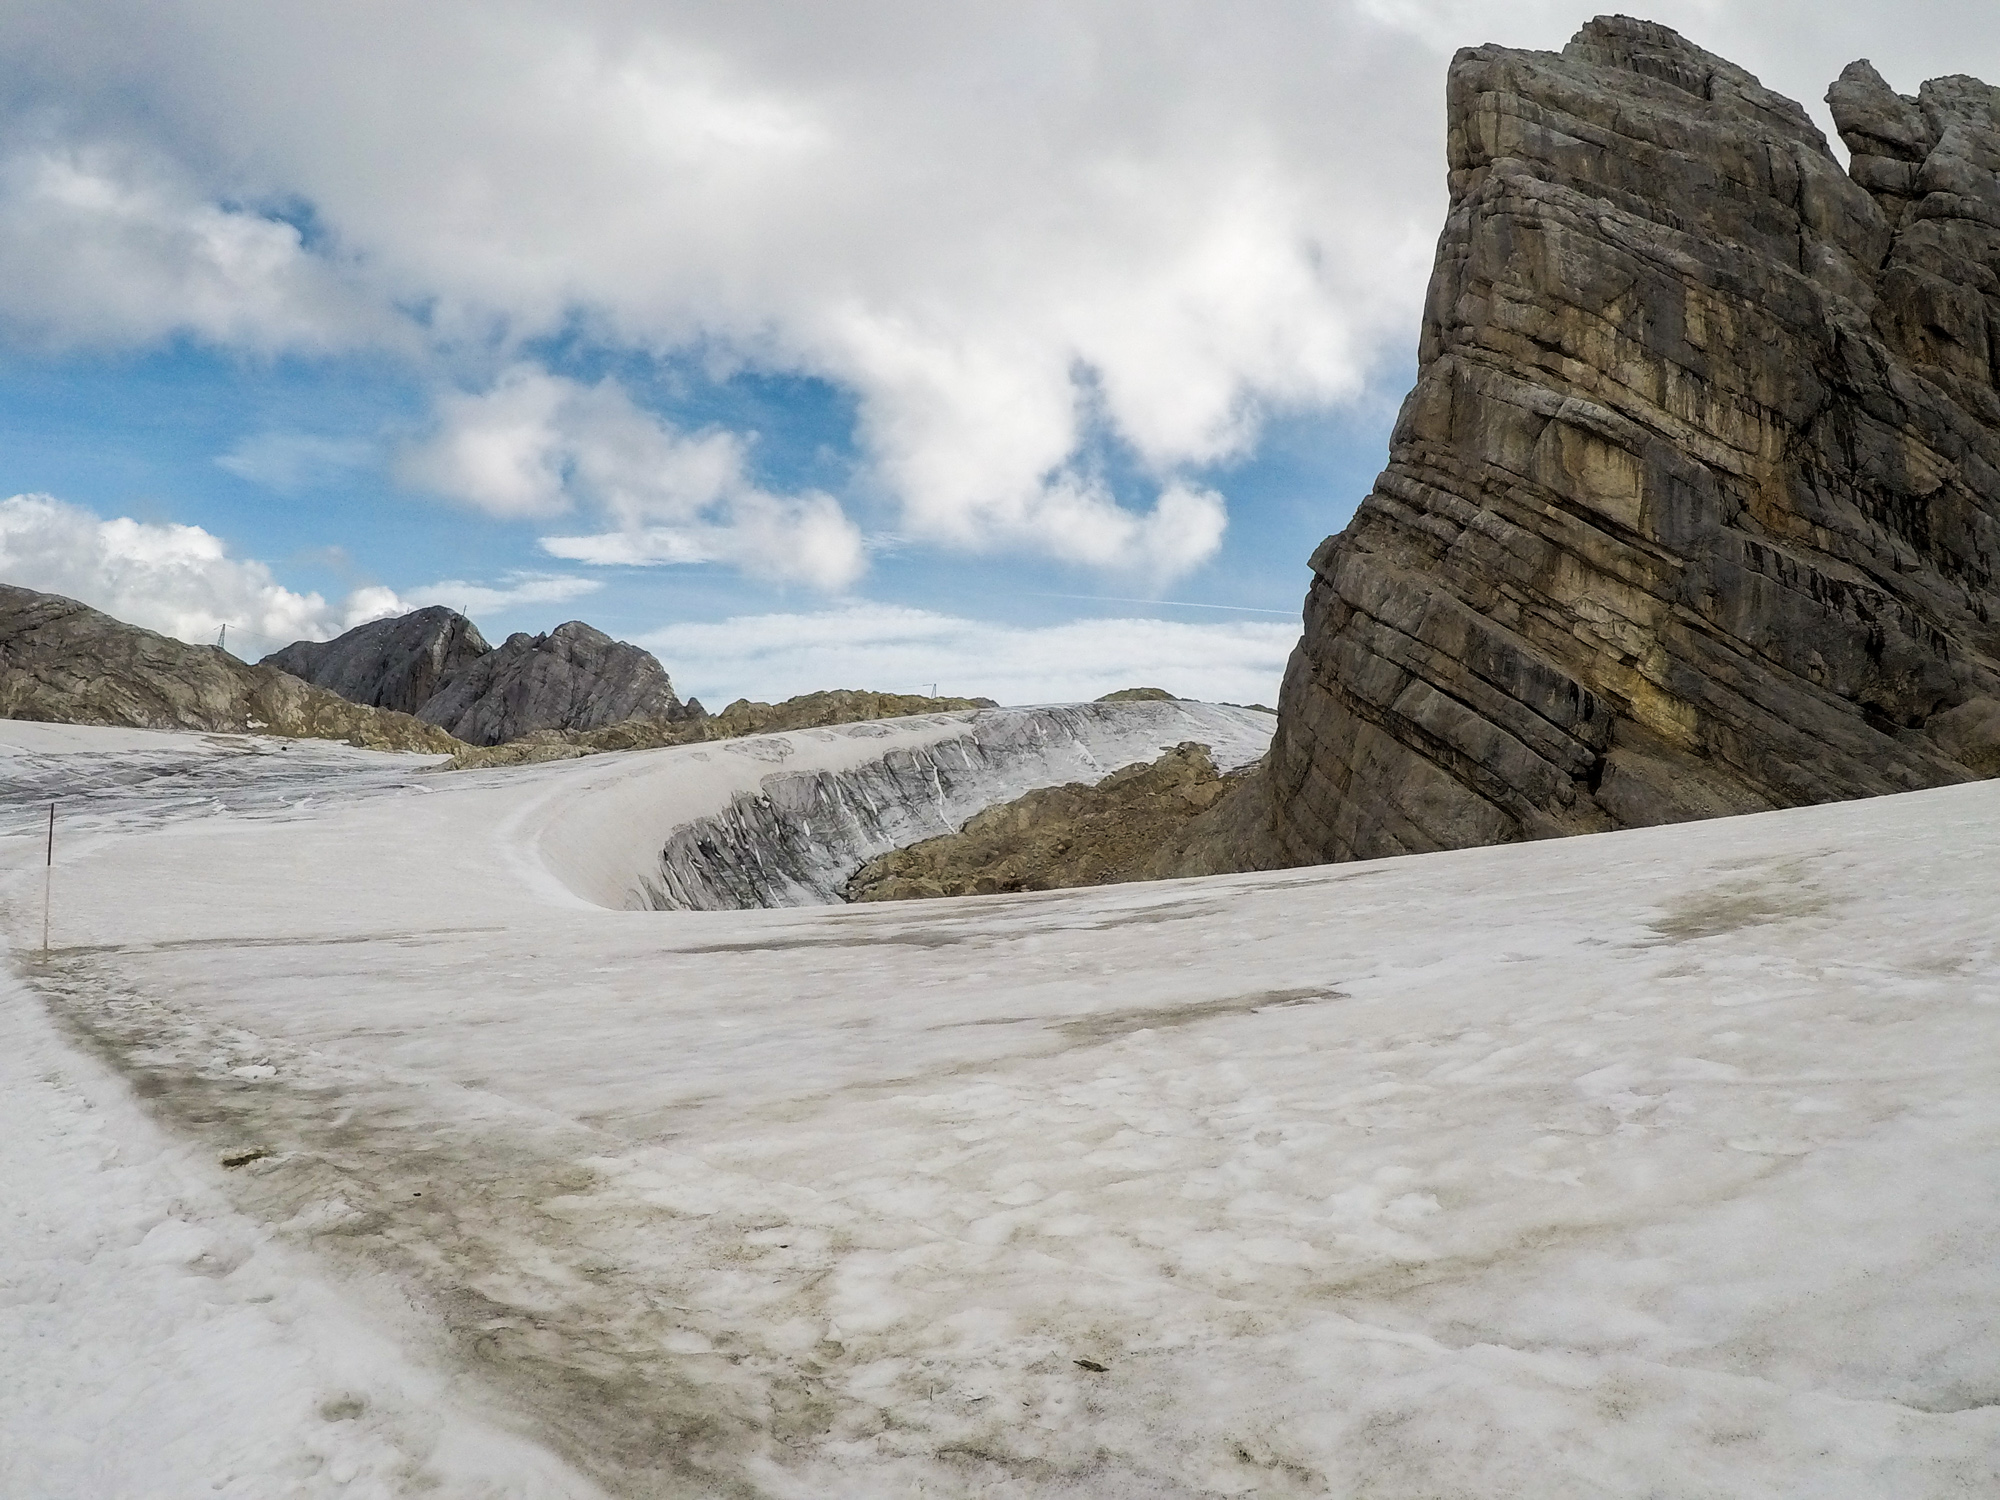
(3, 712), (1998, 1496)
(0, 956), (607, 1499)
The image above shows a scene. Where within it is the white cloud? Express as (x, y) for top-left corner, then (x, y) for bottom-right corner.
(6, 1), (1996, 581)
(639, 602), (1298, 708)
(0, 1), (1452, 580)
(0, 493), (398, 650)
(400, 364), (867, 588)
(0, 143), (392, 352)
(0, 492), (616, 656)
(1012, 476), (1229, 582)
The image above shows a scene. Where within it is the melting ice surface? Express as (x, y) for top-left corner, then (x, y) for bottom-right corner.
(1, 708), (1997, 1498)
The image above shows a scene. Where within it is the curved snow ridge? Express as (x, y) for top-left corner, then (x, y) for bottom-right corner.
(636, 700), (1273, 910)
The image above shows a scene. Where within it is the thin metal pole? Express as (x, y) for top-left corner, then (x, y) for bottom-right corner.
(42, 802), (53, 956)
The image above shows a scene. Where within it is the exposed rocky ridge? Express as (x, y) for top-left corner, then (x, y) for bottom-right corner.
(263, 613), (694, 747)
(443, 689), (999, 770)
(415, 621), (695, 745)
(845, 741), (1248, 901)
(702, 688), (999, 737)
(1245, 17), (2000, 869)
(263, 606), (490, 716)
(0, 584), (463, 752)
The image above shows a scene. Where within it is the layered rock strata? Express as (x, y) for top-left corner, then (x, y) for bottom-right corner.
(1265, 17), (2000, 866)
(0, 585), (461, 752)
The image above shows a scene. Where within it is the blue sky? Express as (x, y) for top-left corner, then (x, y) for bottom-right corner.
(0, 336), (1403, 701)
(3, 1), (1993, 705)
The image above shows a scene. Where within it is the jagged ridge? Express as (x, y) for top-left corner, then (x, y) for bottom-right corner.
(264, 611), (697, 747)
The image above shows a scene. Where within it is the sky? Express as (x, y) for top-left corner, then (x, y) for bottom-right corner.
(2, 1), (1995, 706)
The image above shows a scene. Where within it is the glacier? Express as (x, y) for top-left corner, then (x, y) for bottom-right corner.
(1, 707), (1996, 1498)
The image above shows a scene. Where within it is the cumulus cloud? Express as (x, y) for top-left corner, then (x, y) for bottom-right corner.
(6, 1), (1995, 580)
(0, 143), (392, 352)
(399, 365), (867, 588)
(640, 602), (1298, 708)
(0, 493), (396, 648)
(0, 0), (1449, 581)
(0, 494), (606, 654)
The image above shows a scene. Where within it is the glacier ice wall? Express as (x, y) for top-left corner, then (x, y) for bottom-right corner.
(640, 702), (1273, 910)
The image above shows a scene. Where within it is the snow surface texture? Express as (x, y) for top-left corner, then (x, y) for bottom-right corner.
(3, 713), (1998, 1497)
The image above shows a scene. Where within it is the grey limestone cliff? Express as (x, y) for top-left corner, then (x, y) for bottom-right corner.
(1260, 16), (2000, 867)
(263, 605), (490, 716)
(412, 620), (693, 746)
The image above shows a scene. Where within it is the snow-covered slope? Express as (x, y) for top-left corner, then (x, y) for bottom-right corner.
(3, 712), (1997, 1498)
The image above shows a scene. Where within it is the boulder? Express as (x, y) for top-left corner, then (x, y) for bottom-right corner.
(1259, 17), (2000, 867)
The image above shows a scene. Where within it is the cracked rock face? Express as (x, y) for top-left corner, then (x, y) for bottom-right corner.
(1266, 16), (2000, 865)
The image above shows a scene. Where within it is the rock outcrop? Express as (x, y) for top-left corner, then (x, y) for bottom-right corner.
(1262, 17), (2000, 866)
(845, 741), (1247, 902)
(264, 612), (698, 747)
(262, 605), (490, 716)
(411, 621), (693, 746)
(0, 584), (462, 752)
